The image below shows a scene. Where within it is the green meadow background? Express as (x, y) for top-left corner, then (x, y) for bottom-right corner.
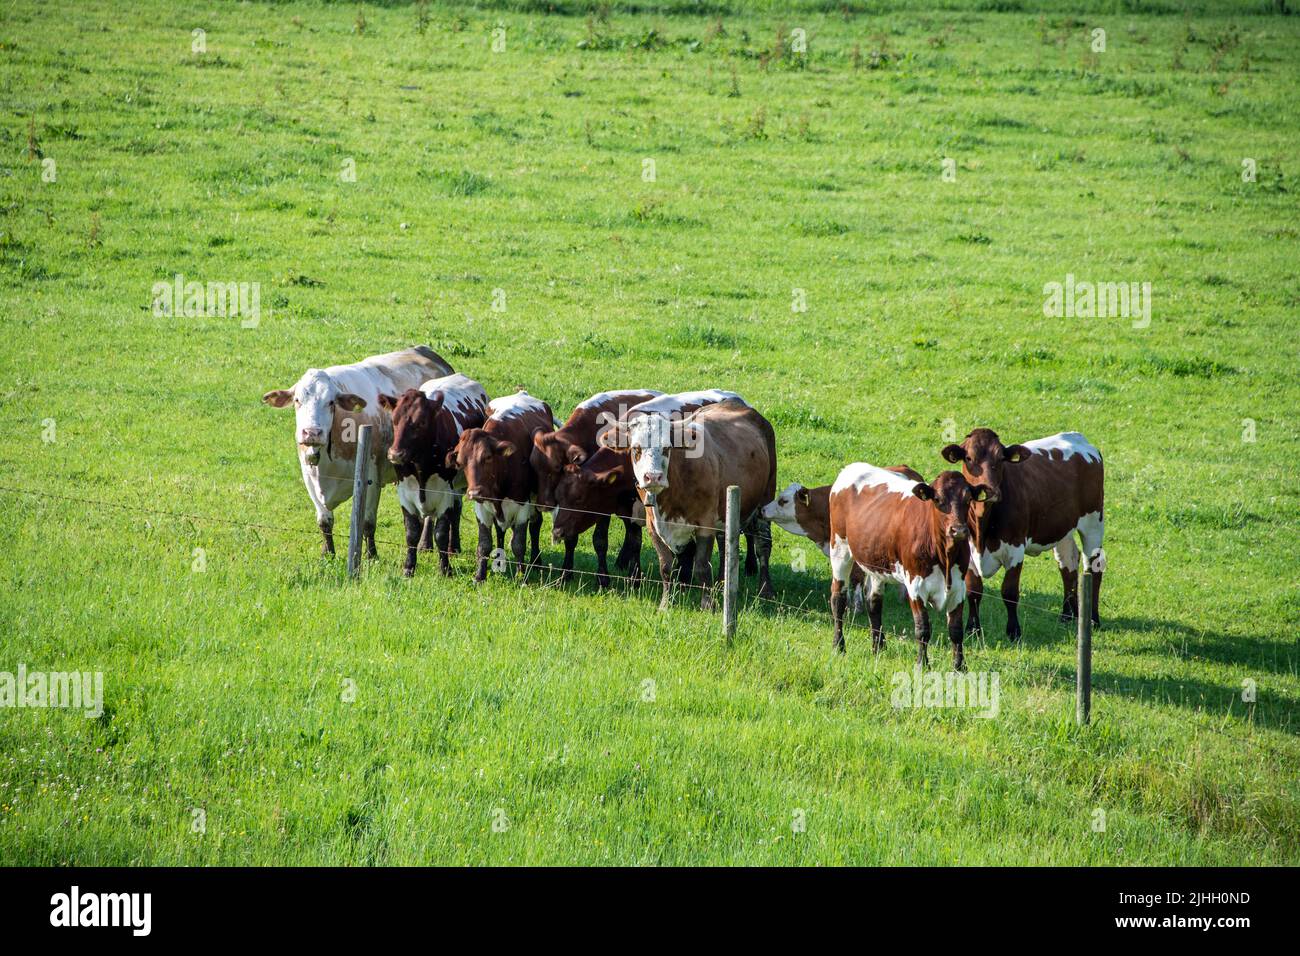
(0, 0), (1297, 864)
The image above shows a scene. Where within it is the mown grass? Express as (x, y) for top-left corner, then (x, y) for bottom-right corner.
(0, 0), (1297, 865)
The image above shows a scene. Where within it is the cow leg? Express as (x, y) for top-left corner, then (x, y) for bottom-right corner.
(965, 569), (984, 635)
(318, 512), (335, 556)
(560, 535), (577, 583)
(615, 517), (642, 584)
(947, 606), (965, 671)
(910, 599), (931, 668)
(473, 519), (493, 582)
(418, 515), (435, 552)
(828, 536), (855, 654)
(1001, 562), (1024, 642)
(850, 566), (866, 614)
(744, 528), (758, 576)
(867, 581), (885, 653)
(496, 524), (507, 551)
(649, 526), (677, 612)
(362, 468), (381, 558)
(450, 499), (463, 553)
(434, 509), (454, 575)
(1054, 534), (1080, 622)
(401, 507), (422, 577)
(749, 516), (774, 599)
(528, 509), (542, 566)
(695, 532), (717, 611)
(830, 578), (848, 655)
(674, 539), (697, 586)
(592, 516), (611, 589)
(510, 522), (528, 578)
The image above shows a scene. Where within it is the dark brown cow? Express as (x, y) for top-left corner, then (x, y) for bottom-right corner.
(379, 373), (488, 577)
(761, 466), (924, 609)
(624, 400), (777, 610)
(532, 389), (661, 587)
(940, 429), (1104, 639)
(447, 390), (555, 582)
(828, 464), (987, 667)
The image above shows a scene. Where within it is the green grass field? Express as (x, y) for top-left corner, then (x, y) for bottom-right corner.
(1, 0), (1297, 865)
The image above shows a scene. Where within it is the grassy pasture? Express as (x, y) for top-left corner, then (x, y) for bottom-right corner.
(0, 0), (1298, 865)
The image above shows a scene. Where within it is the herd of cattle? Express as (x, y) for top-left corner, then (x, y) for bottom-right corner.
(263, 346), (1106, 668)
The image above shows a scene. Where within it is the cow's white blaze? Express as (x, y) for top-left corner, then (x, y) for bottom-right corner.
(292, 369), (339, 445)
(627, 414), (675, 490)
(831, 462), (920, 499)
(1022, 432), (1101, 463)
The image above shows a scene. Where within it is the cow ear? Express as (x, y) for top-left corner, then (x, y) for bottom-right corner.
(444, 449), (459, 470)
(567, 445), (587, 465)
(596, 422), (626, 450)
(795, 488), (811, 507)
(603, 470), (620, 485)
(941, 444), (965, 463)
(499, 442), (516, 458)
(972, 486), (989, 502)
(377, 393), (397, 411)
(1005, 444), (1030, 463)
(262, 389), (294, 408)
(336, 393), (367, 411)
(912, 483), (937, 502)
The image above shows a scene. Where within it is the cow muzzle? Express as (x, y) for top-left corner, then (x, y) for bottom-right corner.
(640, 472), (666, 493)
(949, 525), (969, 542)
(387, 449), (408, 466)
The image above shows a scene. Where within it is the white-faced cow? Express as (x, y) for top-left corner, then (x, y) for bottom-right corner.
(448, 390), (556, 582)
(940, 429), (1104, 640)
(762, 466), (924, 611)
(262, 346), (452, 556)
(623, 400), (777, 610)
(588, 389), (764, 585)
(380, 373), (489, 577)
(532, 389), (662, 587)
(828, 464), (988, 668)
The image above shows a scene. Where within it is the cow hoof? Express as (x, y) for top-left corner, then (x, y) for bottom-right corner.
(757, 584), (775, 600)
(439, 565), (453, 577)
(402, 567), (415, 578)
(965, 622), (983, 636)
(1006, 629), (1022, 643)
(1091, 615), (1101, 628)
(1058, 609), (1077, 623)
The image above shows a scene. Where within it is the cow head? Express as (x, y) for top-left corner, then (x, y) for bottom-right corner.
(940, 428), (1031, 503)
(381, 388), (443, 470)
(531, 431), (586, 510)
(761, 482), (814, 536)
(551, 461), (623, 542)
(262, 369), (366, 466)
(623, 415), (697, 494)
(447, 428), (513, 504)
(912, 471), (988, 545)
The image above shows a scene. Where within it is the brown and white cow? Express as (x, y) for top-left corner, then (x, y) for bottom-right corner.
(587, 389), (763, 585)
(762, 466), (924, 610)
(532, 389), (661, 587)
(379, 373), (489, 577)
(262, 345), (452, 556)
(941, 429), (1104, 640)
(828, 464), (987, 667)
(447, 390), (555, 582)
(623, 400), (777, 610)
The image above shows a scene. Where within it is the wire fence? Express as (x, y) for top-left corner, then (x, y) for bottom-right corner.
(0, 477), (1086, 634)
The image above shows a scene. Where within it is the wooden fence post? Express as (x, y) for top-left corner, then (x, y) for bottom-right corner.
(347, 424), (373, 579)
(723, 484), (740, 643)
(1077, 566), (1092, 725)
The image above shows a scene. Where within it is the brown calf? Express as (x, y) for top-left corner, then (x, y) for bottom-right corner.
(828, 464), (986, 667)
(761, 466), (924, 609)
(379, 373), (489, 577)
(532, 389), (661, 588)
(447, 390), (555, 582)
(940, 429), (1104, 640)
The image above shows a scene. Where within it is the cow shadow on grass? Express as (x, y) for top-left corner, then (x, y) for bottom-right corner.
(1101, 613), (1299, 680)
